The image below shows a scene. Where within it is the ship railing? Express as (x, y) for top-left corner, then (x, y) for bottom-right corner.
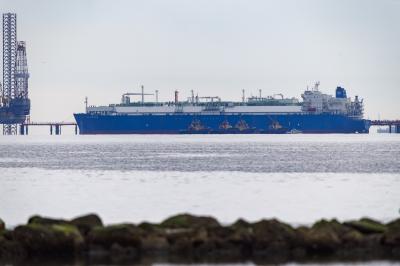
(174, 106), (184, 113)
(202, 105), (224, 112)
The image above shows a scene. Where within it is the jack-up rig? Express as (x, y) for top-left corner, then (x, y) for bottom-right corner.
(0, 13), (30, 135)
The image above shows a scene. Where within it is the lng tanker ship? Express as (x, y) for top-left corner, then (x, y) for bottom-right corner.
(74, 82), (371, 134)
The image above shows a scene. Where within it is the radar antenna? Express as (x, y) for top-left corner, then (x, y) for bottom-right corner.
(85, 97), (88, 112)
(313, 81), (320, 91)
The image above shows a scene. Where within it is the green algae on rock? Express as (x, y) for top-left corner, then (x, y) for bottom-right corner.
(28, 215), (70, 226)
(344, 218), (387, 234)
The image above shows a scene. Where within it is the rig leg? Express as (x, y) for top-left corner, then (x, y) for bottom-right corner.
(3, 124), (18, 135)
(19, 124), (25, 135)
(396, 125), (400, 133)
(55, 125), (60, 135)
(389, 125), (392, 133)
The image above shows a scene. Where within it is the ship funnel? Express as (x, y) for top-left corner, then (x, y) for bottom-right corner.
(336, 86), (347, 98)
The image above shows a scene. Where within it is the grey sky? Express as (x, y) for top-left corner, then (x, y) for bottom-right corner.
(1, 0), (399, 121)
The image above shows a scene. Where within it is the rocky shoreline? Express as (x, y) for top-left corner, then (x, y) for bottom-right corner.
(1, 214), (400, 264)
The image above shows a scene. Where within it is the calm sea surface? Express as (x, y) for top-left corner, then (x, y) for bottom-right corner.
(1, 133), (399, 227)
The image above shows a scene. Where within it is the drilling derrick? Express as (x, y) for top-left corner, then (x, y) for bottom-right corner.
(2, 13), (17, 100)
(15, 41), (29, 99)
(1, 13), (30, 135)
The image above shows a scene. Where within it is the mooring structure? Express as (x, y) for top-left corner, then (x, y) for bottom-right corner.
(371, 120), (400, 133)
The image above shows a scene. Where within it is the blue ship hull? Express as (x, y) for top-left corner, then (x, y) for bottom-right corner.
(74, 113), (371, 134)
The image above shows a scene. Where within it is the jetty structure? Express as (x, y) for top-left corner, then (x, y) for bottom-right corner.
(371, 120), (400, 133)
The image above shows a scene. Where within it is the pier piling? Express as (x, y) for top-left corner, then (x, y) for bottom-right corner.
(55, 125), (60, 135)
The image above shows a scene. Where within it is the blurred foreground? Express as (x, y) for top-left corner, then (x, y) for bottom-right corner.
(1, 213), (400, 265)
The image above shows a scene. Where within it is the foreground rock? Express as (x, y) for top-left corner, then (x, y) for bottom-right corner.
(0, 219), (5, 232)
(0, 214), (400, 263)
(71, 213), (103, 235)
(160, 213), (220, 229)
(301, 219), (363, 252)
(383, 218), (400, 247)
(13, 223), (84, 256)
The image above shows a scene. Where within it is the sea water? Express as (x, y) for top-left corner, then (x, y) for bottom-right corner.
(0, 133), (400, 265)
(1, 133), (399, 226)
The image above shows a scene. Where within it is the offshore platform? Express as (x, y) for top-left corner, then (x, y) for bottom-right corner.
(0, 13), (30, 135)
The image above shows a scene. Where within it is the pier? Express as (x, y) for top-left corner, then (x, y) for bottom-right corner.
(18, 122), (78, 135)
(371, 120), (400, 133)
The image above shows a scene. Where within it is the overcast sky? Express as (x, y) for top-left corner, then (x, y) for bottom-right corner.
(1, 0), (399, 121)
